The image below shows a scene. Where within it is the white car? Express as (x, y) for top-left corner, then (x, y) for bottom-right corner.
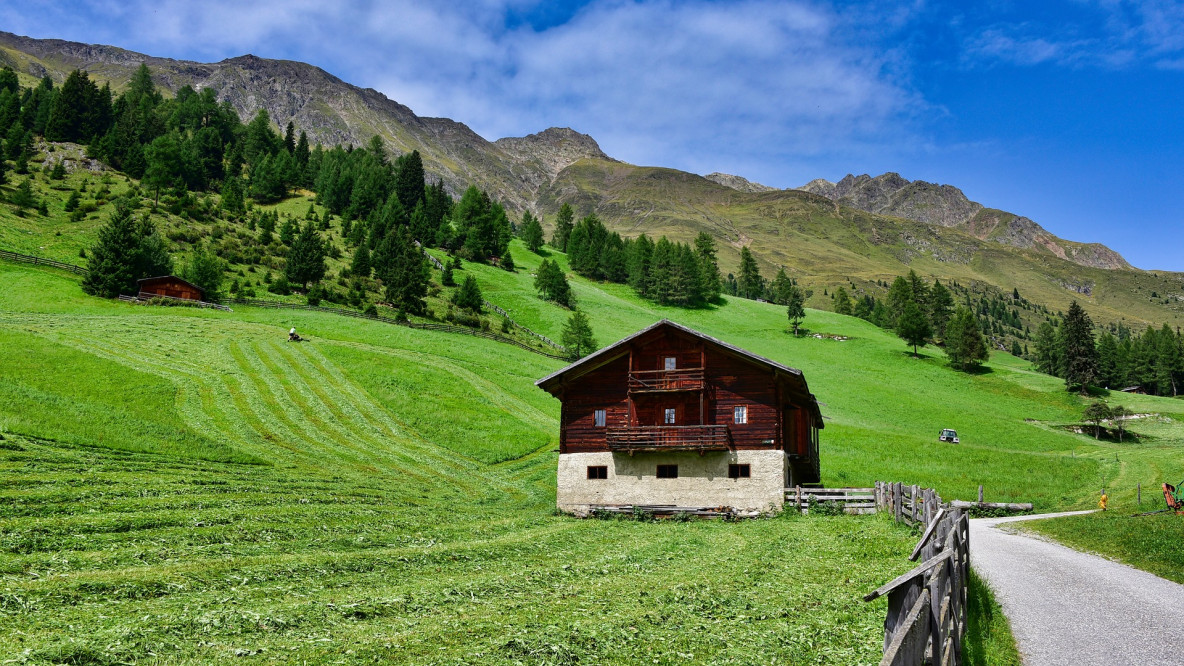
(939, 429), (960, 444)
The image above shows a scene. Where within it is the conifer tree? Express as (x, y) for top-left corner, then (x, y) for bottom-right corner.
(534, 259), (572, 307)
(786, 283), (806, 336)
(393, 149), (425, 212)
(551, 203), (574, 251)
(181, 243), (226, 301)
(561, 310), (598, 360)
(944, 306), (989, 371)
(375, 227), (429, 315)
(1061, 301), (1099, 394)
(833, 286), (853, 315)
(897, 301), (932, 357)
(452, 274), (484, 312)
(519, 211), (545, 253)
(1034, 321), (1062, 376)
(693, 232), (723, 302)
(737, 247), (763, 300)
(284, 222), (326, 289)
(501, 249), (516, 272)
(929, 280), (953, 338)
(627, 233), (653, 296)
(82, 199), (172, 298)
(886, 276), (913, 329)
(769, 268), (794, 305)
(220, 176), (244, 214)
(350, 242), (371, 278)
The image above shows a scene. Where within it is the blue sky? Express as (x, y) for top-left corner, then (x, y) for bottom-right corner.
(5, 0), (1183, 269)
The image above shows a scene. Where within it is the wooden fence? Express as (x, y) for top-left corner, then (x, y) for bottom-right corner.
(119, 293), (232, 312)
(0, 249), (88, 275)
(786, 486), (876, 514)
(225, 297), (570, 361)
(863, 481), (970, 666)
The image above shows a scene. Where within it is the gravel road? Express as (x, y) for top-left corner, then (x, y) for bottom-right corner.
(970, 511), (1184, 666)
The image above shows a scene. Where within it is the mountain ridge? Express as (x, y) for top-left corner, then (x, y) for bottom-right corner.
(3, 31), (1182, 328)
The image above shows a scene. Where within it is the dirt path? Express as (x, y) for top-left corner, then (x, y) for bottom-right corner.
(970, 512), (1184, 665)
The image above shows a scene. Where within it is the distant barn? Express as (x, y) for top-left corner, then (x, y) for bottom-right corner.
(137, 276), (205, 302)
(536, 319), (823, 516)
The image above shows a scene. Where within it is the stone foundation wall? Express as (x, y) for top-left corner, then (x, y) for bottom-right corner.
(557, 450), (786, 515)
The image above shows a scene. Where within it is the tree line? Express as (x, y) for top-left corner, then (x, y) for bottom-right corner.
(1033, 302), (1183, 396)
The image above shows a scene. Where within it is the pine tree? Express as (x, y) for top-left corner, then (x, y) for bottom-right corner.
(769, 268), (795, 305)
(350, 242), (371, 278)
(534, 259), (572, 307)
(1034, 321), (1062, 376)
(886, 276), (913, 330)
(1061, 301), (1099, 394)
(693, 232), (723, 303)
(929, 280), (954, 338)
(220, 176), (244, 214)
(284, 222), (326, 289)
(627, 233), (653, 296)
(944, 306), (989, 371)
(441, 261), (456, 287)
(10, 178), (36, 211)
(551, 203), (574, 250)
(501, 249), (516, 272)
(452, 274), (484, 312)
(897, 301), (932, 357)
(737, 247), (763, 300)
(786, 283), (806, 336)
(375, 227), (429, 315)
(561, 310), (597, 360)
(393, 149), (425, 212)
(520, 211), (545, 252)
(82, 199), (172, 298)
(283, 121), (296, 154)
(833, 286), (853, 315)
(181, 243), (226, 301)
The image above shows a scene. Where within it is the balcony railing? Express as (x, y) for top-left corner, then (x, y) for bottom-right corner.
(606, 425), (732, 453)
(627, 368), (705, 393)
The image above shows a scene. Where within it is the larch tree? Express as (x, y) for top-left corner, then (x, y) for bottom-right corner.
(737, 247), (763, 300)
(1061, 301), (1099, 395)
(944, 306), (989, 371)
(551, 203), (574, 251)
(561, 310), (598, 360)
(519, 211), (545, 253)
(833, 286), (853, 315)
(897, 300), (932, 357)
(785, 283), (806, 336)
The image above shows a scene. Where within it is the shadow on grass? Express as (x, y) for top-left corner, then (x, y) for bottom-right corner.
(964, 567), (1022, 666)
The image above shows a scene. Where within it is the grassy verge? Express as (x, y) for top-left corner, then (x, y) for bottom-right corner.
(963, 567), (1023, 666)
(1022, 511), (1184, 585)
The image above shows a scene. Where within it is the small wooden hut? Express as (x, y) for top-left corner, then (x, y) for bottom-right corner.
(536, 319), (823, 516)
(137, 276), (205, 302)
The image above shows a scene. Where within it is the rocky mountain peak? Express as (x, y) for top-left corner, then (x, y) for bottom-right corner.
(704, 173), (778, 193)
(494, 127), (611, 181)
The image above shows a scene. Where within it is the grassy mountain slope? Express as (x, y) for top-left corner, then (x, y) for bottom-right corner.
(3, 240), (1183, 660)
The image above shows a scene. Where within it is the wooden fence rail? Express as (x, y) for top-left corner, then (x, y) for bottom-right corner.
(225, 297), (570, 361)
(0, 249), (88, 275)
(864, 481), (970, 666)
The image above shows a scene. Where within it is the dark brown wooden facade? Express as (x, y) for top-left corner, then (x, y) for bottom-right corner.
(537, 320), (822, 483)
(137, 276), (205, 302)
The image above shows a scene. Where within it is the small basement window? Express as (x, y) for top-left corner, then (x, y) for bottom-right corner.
(733, 405), (748, 424)
(657, 464), (678, 479)
(594, 409), (606, 427)
(664, 356), (677, 370)
(728, 464), (751, 479)
(664, 407), (676, 424)
(587, 465), (608, 479)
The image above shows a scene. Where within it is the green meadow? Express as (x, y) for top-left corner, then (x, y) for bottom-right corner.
(2, 237), (1183, 662)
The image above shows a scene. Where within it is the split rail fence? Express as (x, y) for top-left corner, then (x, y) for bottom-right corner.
(863, 481), (970, 666)
(0, 249), (87, 275)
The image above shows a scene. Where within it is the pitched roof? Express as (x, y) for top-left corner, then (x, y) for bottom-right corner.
(536, 319), (823, 426)
(137, 275), (205, 294)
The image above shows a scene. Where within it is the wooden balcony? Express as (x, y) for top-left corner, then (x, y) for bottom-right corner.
(606, 425), (732, 453)
(627, 368), (705, 393)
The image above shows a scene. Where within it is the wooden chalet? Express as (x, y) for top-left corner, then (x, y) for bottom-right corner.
(536, 319), (823, 515)
(137, 275), (205, 302)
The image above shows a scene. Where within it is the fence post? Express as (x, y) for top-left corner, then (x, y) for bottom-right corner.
(978, 485), (984, 504)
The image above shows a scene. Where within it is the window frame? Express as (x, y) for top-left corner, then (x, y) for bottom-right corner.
(664, 356), (677, 370)
(594, 408), (606, 427)
(587, 465), (608, 480)
(733, 404), (748, 425)
(728, 463), (751, 479)
(656, 464), (679, 479)
(664, 407), (676, 425)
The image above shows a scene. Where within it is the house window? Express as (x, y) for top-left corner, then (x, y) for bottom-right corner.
(664, 407), (676, 424)
(728, 464), (751, 479)
(587, 465), (608, 479)
(734, 405), (748, 424)
(594, 409), (606, 427)
(657, 464), (678, 479)
(664, 356), (677, 370)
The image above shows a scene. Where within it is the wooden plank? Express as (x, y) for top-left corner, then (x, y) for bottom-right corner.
(947, 497), (1032, 507)
(863, 549), (954, 602)
(909, 508), (947, 561)
(880, 589), (931, 666)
